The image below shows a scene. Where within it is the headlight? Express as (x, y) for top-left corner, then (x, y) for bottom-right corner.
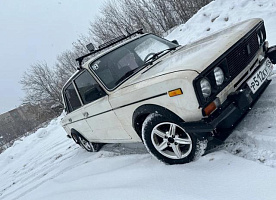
(260, 31), (264, 42)
(264, 41), (269, 52)
(200, 78), (211, 98)
(257, 34), (261, 45)
(214, 67), (224, 86)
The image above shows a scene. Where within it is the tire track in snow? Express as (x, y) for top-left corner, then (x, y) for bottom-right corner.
(0, 142), (147, 200)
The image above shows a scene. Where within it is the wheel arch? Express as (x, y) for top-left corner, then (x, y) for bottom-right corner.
(132, 104), (184, 138)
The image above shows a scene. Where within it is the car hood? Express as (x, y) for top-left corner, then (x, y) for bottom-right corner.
(124, 18), (262, 86)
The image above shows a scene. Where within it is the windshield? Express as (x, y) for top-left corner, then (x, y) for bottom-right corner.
(89, 34), (178, 90)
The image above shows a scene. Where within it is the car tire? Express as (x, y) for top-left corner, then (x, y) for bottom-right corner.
(142, 113), (207, 165)
(72, 133), (101, 152)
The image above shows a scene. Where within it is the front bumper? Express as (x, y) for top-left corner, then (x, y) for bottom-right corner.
(267, 45), (276, 64)
(183, 78), (271, 141)
(182, 48), (276, 141)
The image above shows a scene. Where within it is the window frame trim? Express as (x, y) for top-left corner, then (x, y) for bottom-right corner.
(63, 69), (107, 113)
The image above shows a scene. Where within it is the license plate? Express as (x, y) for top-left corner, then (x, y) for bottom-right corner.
(247, 58), (273, 94)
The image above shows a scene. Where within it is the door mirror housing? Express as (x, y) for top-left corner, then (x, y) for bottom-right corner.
(171, 40), (179, 45)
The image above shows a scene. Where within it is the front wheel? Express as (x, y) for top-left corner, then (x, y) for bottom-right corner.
(142, 114), (206, 164)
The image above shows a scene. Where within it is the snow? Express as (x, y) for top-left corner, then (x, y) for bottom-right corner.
(2, 0), (276, 199)
(166, 0), (276, 46)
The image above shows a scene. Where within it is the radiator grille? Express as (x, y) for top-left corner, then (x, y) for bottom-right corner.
(226, 31), (259, 79)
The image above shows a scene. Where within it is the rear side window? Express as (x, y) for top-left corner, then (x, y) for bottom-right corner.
(64, 83), (82, 112)
(74, 70), (106, 105)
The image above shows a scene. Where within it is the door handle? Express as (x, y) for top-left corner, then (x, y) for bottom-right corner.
(69, 118), (72, 123)
(83, 112), (89, 118)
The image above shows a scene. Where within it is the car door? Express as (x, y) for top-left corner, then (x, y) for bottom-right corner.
(62, 82), (92, 135)
(73, 70), (131, 141)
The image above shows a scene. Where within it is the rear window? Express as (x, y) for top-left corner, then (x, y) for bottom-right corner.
(64, 83), (81, 112)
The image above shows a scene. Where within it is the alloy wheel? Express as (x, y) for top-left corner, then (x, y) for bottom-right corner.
(151, 122), (192, 159)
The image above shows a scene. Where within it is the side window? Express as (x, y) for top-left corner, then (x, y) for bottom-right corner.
(64, 83), (82, 112)
(74, 70), (106, 104)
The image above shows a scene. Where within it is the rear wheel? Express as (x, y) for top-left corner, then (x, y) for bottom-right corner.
(142, 114), (206, 164)
(71, 132), (101, 152)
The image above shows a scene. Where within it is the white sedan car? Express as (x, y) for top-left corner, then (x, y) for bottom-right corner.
(61, 18), (276, 164)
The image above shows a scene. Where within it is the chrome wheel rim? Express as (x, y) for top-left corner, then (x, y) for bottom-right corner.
(79, 137), (95, 152)
(151, 122), (192, 159)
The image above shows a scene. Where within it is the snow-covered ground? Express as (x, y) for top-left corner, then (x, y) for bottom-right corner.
(1, 0), (276, 199)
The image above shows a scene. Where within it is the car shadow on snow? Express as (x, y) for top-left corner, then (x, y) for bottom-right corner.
(98, 143), (148, 156)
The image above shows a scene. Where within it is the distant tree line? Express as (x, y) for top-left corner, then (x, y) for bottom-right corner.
(90, 0), (212, 44)
(20, 0), (212, 116)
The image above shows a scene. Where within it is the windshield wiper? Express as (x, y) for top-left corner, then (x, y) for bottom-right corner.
(144, 46), (178, 65)
(115, 46), (178, 85)
(115, 68), (140, 85)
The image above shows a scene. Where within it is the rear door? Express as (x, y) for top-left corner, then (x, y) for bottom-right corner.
(73, 70), (131, 141)
(62, 83), (91, 135)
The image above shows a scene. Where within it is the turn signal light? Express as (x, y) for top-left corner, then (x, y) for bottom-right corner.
(204, 98), (220, 116)
(168, 88), (183, 97)
(204, 102), (216, 116)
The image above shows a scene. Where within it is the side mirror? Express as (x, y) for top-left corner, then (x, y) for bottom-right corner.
(171, 40), (179, 45)
(86, 43), (95, 52)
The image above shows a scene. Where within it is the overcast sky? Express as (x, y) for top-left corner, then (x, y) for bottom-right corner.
(0, 0), (103, 114)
